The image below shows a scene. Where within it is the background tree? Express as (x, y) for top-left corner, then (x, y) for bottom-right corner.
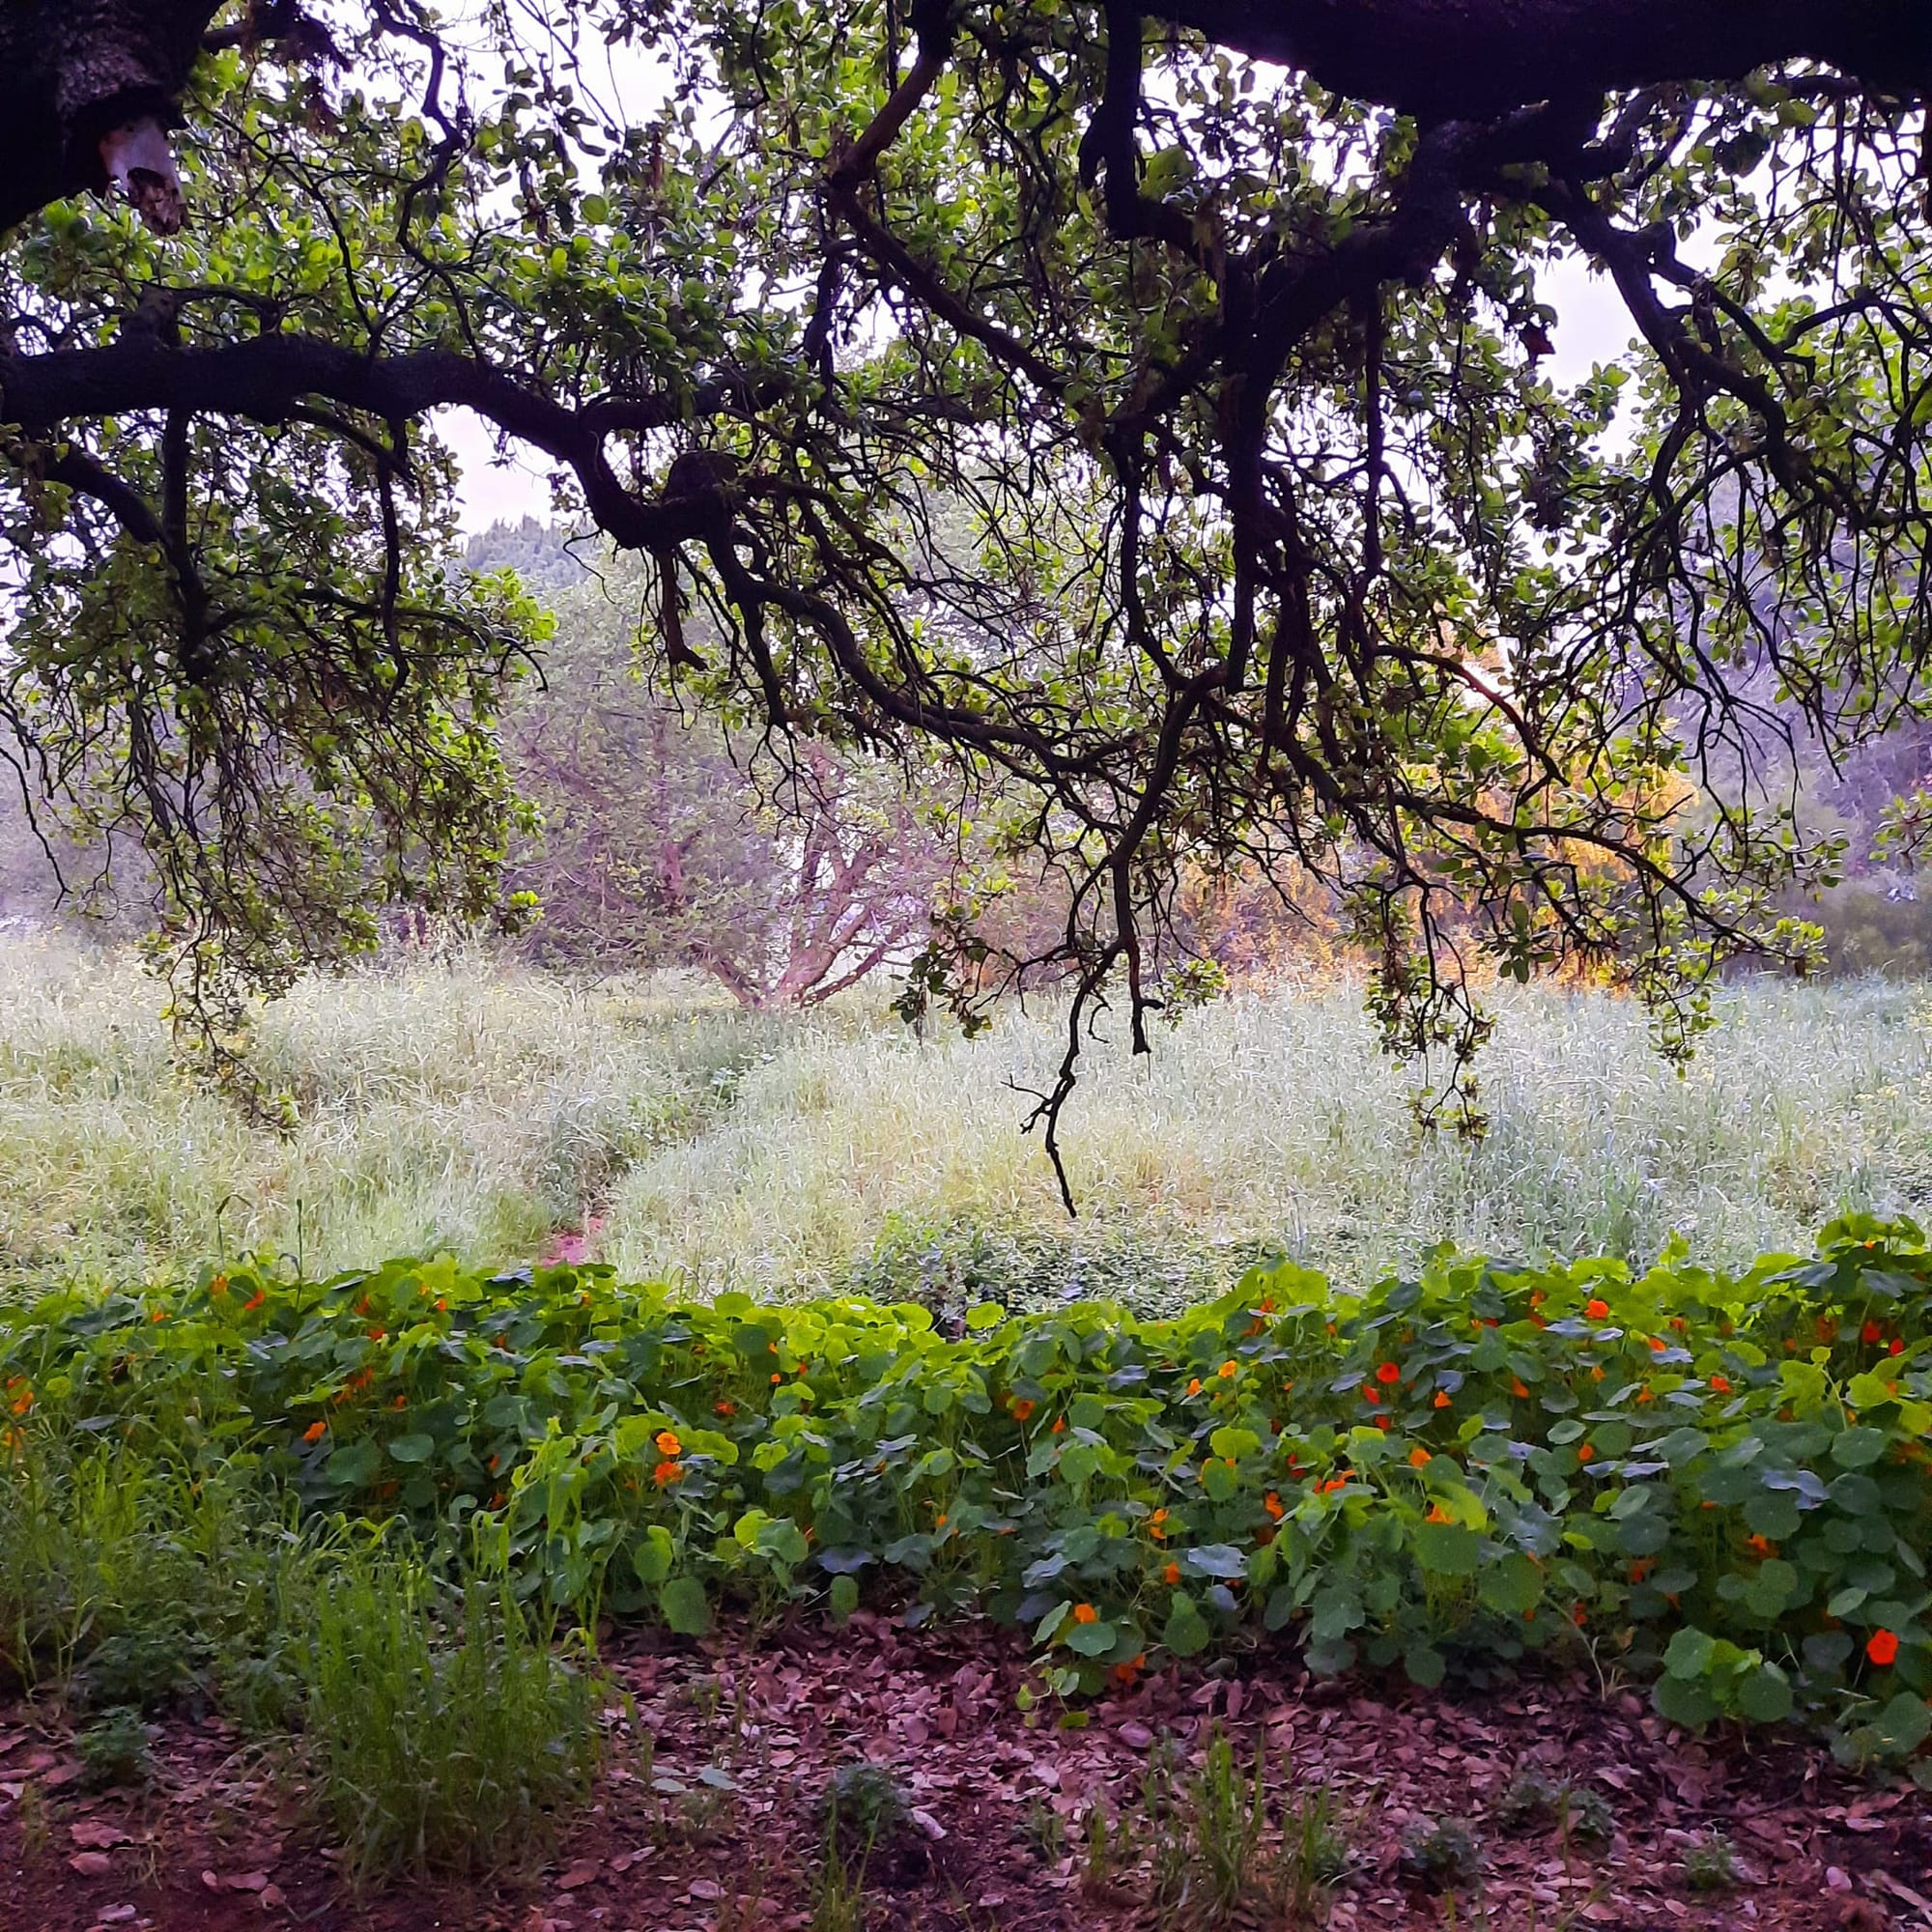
(479, 526), (970, 1007)
(10, 2), (1932, 1187)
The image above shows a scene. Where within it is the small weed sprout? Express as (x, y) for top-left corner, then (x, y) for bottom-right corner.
(1497, 1765), (1614, 1846)
(1682, 1831), (1738, 1892)
(824, 1760), (910, 1865)
(1400, 1815), (1485, 1889)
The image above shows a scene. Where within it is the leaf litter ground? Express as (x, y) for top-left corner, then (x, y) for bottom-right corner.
(3, 1618), (1930, 1932)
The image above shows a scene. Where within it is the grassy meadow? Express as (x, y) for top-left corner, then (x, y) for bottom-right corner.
(1, 931), (1930, 1306)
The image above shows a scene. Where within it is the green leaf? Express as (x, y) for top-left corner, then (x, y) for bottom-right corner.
(1478, 1552), (1543, 1615)
(1163, 1595), (1211, 1659)
(1831, 1427), (1889, 1469)
(1065, 1619), (1117, 1657)
(828, 1574), (860, 1621)
(386, 1432), (435, 1463)
(1662, 1627), (1717, 1679)
(1405, 1644), (1446, 1689)
(324, 1439), (380, 1489)
(1873, 1692), (1932, 1757)
(632, 1524), (675, 1585)
(1183, 1544), (1249, 1579)
(1653, 1672), (1718, 1730)
(1736, 1665), (1793, 1724)
(659, 1577), (712, 1637)
(1413, 1522), (1480, 1577)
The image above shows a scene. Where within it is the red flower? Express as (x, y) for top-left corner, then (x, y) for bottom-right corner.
(1708, 1375), (1732, 1394)
(1867, 1630), (1901, 1667)
(1376, 1361), (1401, 1385)
(1009, 1398), (1036, 1422)
(1890, 1338), (1906, 1356)
(301, 1420), (327, 1444)
(1584, 1298), (1610, 1321)
(1862, 1321), (1884, 1345)
(652, 1459), (684, 1486)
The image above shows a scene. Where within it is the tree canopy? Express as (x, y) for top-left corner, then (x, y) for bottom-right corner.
(7, 0), (1932, 1186)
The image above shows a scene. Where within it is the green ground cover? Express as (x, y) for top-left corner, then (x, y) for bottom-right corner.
(4, 1216), (1928, 1780)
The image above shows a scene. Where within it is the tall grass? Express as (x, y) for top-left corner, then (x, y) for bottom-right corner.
(600, 974), (1932, 1302)
(0, 931), (1928, 1303)
(0, 934), (775, 1290)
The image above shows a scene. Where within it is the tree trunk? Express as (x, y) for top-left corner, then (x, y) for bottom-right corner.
(0, 1), (217, 235)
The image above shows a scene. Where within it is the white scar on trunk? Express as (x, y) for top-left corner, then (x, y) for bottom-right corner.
(99, 116), (185, 235)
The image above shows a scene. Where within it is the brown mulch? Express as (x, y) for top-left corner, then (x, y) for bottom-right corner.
(3, 1617), (1930, 1932)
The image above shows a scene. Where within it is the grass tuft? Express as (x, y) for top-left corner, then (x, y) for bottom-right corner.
(300, 1557), (600, 1885)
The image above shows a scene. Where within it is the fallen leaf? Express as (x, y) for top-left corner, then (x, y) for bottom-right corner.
(224, 1871), (271, 1892)
(688, 1878), (723, 1900)
(69, 1852), (115, 1877)
(556, 1858), (603, 1890)
(70, 1820), (132, 1850)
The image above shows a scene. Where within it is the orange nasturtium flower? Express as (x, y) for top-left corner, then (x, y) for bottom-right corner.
(1376, 1361), (1402, 1385)
(1072, 1603), (1099, 1626)
(1264, 1492), (1286, 1519)
(1009, 1398), (1036, 1421)
(655, 1430), (682, 1457)
(1162, 1562), (1181, 1585)
(715, 1401), (737, 1417)
(1577, 1443), (1595, 1463)
(1510, 1378), (1530, 1398)
(1149, 1508), (1169, 1538)
(1647, 1335), (1666, 1352)
(301, 1420), (327, 1443)
(1186, 1378), (1204, 1396)
(1218, 1360), (1238, 1379)
(1746, 1534), (1776, 1557)
(652, 1460), (684, 1486)
(1433, 1390), (1452, 1409)
(1708, 1375), (1732, 1394)
(1867, 1630), (1901, 1667)
(1407, 1447), (1431, 1468)
(1584, 1298), (1610, 1321)
(1426, 1503), (1454, 1524)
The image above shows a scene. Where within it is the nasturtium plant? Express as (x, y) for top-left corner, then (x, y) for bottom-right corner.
(3, 1212), (1931, 1765)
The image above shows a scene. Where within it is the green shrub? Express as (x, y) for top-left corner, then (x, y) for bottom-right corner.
(300, 1558), (600, 1885)
(4, 1215), (1932, 1766)
(75, 1707), (154, 1790)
